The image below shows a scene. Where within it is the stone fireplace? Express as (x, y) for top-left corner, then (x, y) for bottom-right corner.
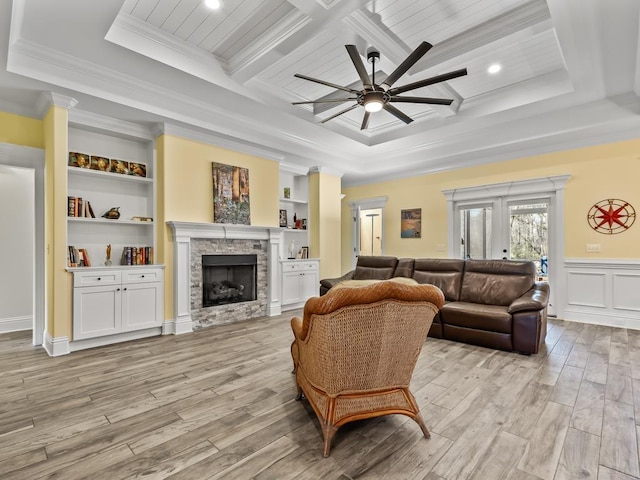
(167, 222), (282, 334)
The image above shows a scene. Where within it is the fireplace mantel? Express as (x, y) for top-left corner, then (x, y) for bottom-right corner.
(167, 221), (283, 334)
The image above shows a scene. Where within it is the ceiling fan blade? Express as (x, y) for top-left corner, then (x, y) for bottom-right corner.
(345, 45), (372, 90)
(360, 111), (371, 130)
(320, 104), (359, 123)
(292, 98), (357, 105)
(388, 68), (468, 96)
(389, 96), (453, 105)
(381, 41), (432, 91)
(383, 104), (413, 124)
(294, 73), (359, 94)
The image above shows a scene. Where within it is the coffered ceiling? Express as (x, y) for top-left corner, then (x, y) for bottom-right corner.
(1, 0), (640, 185)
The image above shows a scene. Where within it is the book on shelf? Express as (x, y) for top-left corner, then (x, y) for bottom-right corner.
(68, 246), (91, 267)
(120, 246), (154, 266)
(67, 196), (96, 218)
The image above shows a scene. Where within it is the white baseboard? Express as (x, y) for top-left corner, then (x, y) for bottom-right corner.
(162, 316), (193, 335)
(69, 327), (162, 352)
(43, 331), (70, 357)
(0, 315), (32, 333)
(562, 309), (640, 330)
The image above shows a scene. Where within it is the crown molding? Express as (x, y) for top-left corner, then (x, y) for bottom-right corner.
(68, 109), (154, 141)
(227, 10), (312, 75)
(155, 123), (286, 163)
(280, 162), (309, 176)
(309, 165), (344, 178)
(35, 92), (78, 118)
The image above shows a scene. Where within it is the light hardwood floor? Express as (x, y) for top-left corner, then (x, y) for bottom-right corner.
(1, 314), (640, 479)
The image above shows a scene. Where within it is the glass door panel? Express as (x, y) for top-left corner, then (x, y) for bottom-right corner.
(459, 206), (492, 259)
(508, 201), (549, 281)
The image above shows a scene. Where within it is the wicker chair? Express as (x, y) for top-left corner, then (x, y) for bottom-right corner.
(290, 279), (445, 457)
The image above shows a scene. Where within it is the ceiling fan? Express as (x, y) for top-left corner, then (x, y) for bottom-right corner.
(292, 42), (467, 130)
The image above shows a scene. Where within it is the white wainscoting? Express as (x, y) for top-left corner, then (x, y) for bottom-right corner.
(563, 259), (640, 329)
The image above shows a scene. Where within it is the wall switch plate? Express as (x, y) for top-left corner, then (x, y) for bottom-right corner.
(586, 243), (601, 253)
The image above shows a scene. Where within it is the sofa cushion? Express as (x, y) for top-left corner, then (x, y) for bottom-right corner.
(394, 258), (415, 277)
(441, 301), (512, 334)
(459, 260), (534, 306)
(353, 256), (398, 280)
(413, 258), (465, 301)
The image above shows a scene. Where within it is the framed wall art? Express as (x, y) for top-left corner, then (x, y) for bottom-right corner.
(212, 162), (250, 225)
(401, 208), (421, 238)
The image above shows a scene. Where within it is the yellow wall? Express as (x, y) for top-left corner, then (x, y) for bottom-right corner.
(342, 138), (640, 273)
(0, 111), (44, 149)
(43, 106), (71, 338)
(157, 134), (280, 319)
(309, 169), (342, 278)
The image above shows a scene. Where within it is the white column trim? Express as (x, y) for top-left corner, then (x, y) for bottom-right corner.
(43, 331), (70, 357)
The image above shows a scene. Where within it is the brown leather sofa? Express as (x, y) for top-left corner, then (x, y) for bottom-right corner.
(320, 256), (549, 354)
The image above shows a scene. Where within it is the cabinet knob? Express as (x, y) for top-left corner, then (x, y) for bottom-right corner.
(141, 275), (145, 278)
(124, 288), (127, 291)
(97, 277), (101, 281)
(117, 288), (120, 291)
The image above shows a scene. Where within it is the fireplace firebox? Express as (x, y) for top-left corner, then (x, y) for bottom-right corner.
(202, 254), (257, 307)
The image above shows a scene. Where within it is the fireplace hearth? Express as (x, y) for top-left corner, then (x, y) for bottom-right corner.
(202, 254), (257, 307)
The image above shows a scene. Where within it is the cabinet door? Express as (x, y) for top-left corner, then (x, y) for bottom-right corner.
(300, 270), (319, 299)
(121, 282), (162, 331)
(73, 285), (121, 340)
(282, 272), (302, 305)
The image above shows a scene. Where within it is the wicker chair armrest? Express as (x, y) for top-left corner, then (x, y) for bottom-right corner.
(291, 316), (305, 340)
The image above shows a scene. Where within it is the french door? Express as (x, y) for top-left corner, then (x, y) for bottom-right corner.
(458, 198), (549, 263)
(446, 176), (571, 317)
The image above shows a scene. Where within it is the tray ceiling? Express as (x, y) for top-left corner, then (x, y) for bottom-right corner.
(3, 0), (640, 184)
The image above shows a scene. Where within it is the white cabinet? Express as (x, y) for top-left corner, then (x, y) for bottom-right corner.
(281, 260), (320, 309)
(73, 267), (163, 341)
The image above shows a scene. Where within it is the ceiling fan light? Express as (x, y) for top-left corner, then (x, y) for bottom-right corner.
(204, 0), (221, 9)
(364, 100), (383, 112)
(363, 91), (385, 112)
(488, 63), (501, 74)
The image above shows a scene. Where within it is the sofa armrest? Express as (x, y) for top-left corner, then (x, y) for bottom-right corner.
(508, 282), (550, 314)
(320, 270), (355, 291)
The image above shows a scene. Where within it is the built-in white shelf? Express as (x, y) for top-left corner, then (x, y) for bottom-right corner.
(279, 197), (308, 205)
(67, 217), (154, 226)
(67, 166), (153, 184)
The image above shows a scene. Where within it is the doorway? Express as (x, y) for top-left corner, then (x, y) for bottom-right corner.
(0, 143), (45, 345)
(359, 208), (382, 256)
(347, 196), (388, 267)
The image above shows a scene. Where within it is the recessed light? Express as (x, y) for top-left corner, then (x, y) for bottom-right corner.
(204, 0), (221, 9)
(488, 64), (501, 74)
